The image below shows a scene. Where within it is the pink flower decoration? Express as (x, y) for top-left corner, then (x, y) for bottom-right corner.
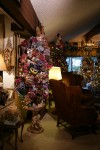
(31, 37), (38, 43)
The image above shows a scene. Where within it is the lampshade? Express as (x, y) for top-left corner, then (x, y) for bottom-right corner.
(0, 54), (7, 71)
(49, 66), (62, 80)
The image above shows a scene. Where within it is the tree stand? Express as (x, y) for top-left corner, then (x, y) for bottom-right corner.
(27, 111), (44, 134)
(25, 104), (45, 134)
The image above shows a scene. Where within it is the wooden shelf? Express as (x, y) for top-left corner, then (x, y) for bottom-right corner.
(65, 48), (100, 57)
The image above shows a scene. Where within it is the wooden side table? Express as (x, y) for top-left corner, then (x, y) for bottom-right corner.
(0, 120), (24, 150)
(0, 101), (25, 150)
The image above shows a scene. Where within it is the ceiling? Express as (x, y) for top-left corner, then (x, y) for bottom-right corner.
(30, 0), (100, 42)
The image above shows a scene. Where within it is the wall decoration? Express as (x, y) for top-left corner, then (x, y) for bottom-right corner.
(3, 37), (14, 74)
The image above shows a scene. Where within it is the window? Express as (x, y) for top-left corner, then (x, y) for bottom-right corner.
(66, 57), (97, 73)
(66, 57), (82, 73)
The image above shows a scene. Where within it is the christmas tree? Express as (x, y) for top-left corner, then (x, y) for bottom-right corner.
(80, 56), (94, 86)
(91, 56), (100, 94)
(15, 26), (52, 133)
(15, 26), (52, 107)
(50, 33), (67, 72)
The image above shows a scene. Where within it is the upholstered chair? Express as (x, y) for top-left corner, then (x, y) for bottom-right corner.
(49, 79), (97, 139)
(61, 72), (95, 106)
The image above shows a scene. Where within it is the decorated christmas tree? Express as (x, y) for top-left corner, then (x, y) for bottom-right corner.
(80, 56), (94, 86)
(15, 26), (52, 133)
(50, 33), (67, 72)
(16, 26), (51, 106)
(91, 56), (100, 94)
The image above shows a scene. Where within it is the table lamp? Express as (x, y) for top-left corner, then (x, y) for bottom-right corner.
(48, 67), (62, 110)
(49, 66), (62, 80)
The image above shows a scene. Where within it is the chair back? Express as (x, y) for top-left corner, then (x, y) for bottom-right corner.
(14, 91), (27, 121)
(50, 79), (97, 128)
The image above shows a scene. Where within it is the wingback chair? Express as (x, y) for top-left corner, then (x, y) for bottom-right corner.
(49, 79), (97, 139)
(61, 72), (95, 106)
